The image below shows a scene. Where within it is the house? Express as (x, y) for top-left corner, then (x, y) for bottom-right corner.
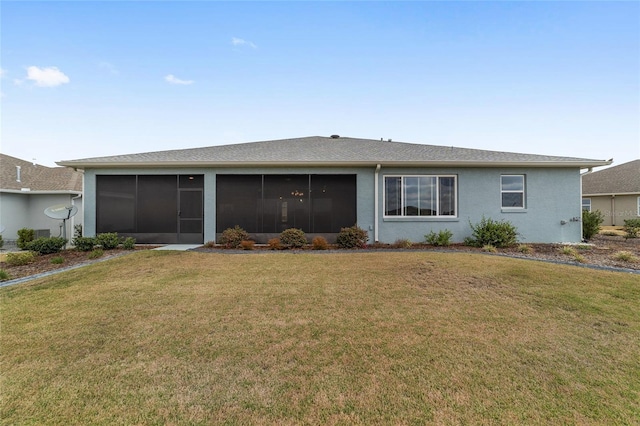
(57, 136), (610, 244)
(581, 159), (640, 226)
(0, 154), (83, 242)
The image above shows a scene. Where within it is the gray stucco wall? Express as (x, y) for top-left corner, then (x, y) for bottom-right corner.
(82, 166), (583, 244)
(0, 192), (83, 241)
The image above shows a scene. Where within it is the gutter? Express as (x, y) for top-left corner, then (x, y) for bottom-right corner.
(57, 159), (613, 170)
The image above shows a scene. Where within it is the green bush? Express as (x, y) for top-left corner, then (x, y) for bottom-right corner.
(425, 229), (453, 247)
(0, 269), (10, 281)
(17, 228), (35, 249)
(623, 218), (640, 239)
(0, 234), (4, 249)
(582, 210), (604, 240)
(312, 236), (329, 250)
(279, 228), (307, 249)
(122, 237), (136, 250)
(220, 226), (250, 249)
(466, 216), (518, 248)
(336, 225), (368, 249)
(73, 236), (96, 252)
(95, 233), (120, 250)
(51, 256), (65, 265)
(88, 249), (104, 259)
(73, 224), (83, 239)
(6, 251), (36, 266)
(26, 237), (67, 255)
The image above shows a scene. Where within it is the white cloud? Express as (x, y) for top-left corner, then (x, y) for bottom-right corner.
(26, 66), (70, 87)
(232, 37), (257, 49)
(164, 74), (194, 85)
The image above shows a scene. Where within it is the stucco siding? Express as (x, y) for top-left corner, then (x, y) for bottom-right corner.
(0, 192), (83, 240)
(376, 167), (582, 243)
(82, 166), (583, 244)
(587, 194), (640, 226)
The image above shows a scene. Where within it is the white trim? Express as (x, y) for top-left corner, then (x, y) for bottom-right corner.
(374, 164), (381, 242)
(382, 174), (458, 218)
(501, 174), (526, 209)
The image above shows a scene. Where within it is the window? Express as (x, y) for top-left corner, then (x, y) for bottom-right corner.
(637, 197), (640, 216)
(582, 198), (592, 212)
(501, 175), (525, 208)
(384, 175), (456, 217)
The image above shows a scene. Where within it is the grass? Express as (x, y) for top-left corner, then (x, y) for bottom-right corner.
(1, 251), (639, 424)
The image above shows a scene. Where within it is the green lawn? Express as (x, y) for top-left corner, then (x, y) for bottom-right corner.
(1, 251), (639, 424)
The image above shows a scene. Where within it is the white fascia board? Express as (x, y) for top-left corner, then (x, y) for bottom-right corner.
(57, 159), (612, 169)
(0, 189), (82, 195)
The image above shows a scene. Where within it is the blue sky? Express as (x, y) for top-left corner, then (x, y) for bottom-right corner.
(1, 1), (638, 168)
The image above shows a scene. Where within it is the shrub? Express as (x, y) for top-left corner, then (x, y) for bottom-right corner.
(517, 244), (532, 254)
(73, 224), (83, 239)
(560, 246), (577, 256)
(73, 236), (96, 252)
(482, 244), (497, 253)
(122, 237), (136, 250)
(613, 251), (637, 263)
(425, 229), (453, 247)
(623, 219), (640, 239)
(466, 217), (518, 248)
(312, 236), (329, 250)
(393, 238), (413, 249)
(582, 209), (604, 240)
(88, 249), (104, 259)
(280, 228), (307, 249)
(0, 269), (10, 281)
(203, 241), (216, 248)
(95, 233), (120, 250)
(0, 234), (4, 250)
(220, 226), (250, 249)
(240, 240), (255, 250)
(51, 256), (65, 265)
(267, 238), (282, 250)
(26, 237), (67, 255)
(17, 228), (35, 249)
(336, 225), (368, 249)
(6, 251), (36, 266)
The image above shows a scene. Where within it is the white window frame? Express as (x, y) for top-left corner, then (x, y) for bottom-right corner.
(383, 175), (457, 218)
(637, 196), (640, 216)
(501, 175), (526, 209)
(582, 198), (592, 212)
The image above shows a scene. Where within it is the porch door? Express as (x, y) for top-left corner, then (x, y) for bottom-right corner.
(178, 188), (203, 243)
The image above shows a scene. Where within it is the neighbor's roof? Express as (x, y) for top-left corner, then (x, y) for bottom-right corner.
(1, 153), (83, 193)
(582, 159), (640, 195)
(57, 136), (611, 169)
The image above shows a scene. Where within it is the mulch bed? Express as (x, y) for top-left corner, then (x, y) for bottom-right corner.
(1, 235), (638, 283)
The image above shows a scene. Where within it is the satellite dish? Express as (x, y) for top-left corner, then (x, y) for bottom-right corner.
(44, 204), (78, 220)
(44, 204), (78, 241)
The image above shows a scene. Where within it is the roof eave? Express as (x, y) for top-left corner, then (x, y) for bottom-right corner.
(57, 159), (612, 169)
(0, 189), (82, 195)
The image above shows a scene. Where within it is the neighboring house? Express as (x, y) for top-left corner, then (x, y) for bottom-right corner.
(57, 136), (609, 244)
(581, 159), (640, 226)
(0, 154), (83, 242)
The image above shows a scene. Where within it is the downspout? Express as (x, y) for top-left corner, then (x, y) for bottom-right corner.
(611, 195), (616, 226)
(374, 164), (381, 242)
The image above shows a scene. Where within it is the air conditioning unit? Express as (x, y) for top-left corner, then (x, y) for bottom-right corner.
(35, 229), (51, 238)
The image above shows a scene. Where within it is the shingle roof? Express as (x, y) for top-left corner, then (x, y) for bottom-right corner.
(57, 136), (609, 168)
(582, 159), (640, 195)
(1, 154), (82, 192)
